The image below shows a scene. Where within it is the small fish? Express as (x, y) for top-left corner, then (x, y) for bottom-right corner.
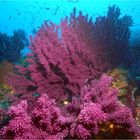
(67, 0), (79, 3)
(32, 16), (35, 20)
(32, 28), (37, 34)
(53, 6), (59, 15)
(16, 9), (21, 15)
(16, 9), (20, 13)
(32, 5), (36, 8)
(25, 11), (29, 14)
(7, 16), (12, 20)
(17, 12), (21, 15)
(95, 13), (101, 16)
(45, 7), (50, 10)
(30, 21), (33, 25)
(130, 8), (135, 14)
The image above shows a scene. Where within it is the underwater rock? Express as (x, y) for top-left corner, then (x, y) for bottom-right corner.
(0, 60), (14, 84)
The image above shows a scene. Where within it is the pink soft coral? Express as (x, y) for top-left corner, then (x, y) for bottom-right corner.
(31, 94), (71, 135)
(1, 74), (139, 139)
(66, 75), (139, 139)
(0, 94), (69, 139)
(0, 100), (47, 139)
(69, 103), (107, 139)
(79, 74), (140, 138)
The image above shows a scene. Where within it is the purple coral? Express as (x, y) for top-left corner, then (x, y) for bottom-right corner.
(6, 19), (97, 104)
(1, 6), (140, 139)
(0, 94), (69, 139)
(69, 6), (133, 68)
(0, 100), (43, 139)
(68, 74), (140, 139)
(5, 6), (133, 105)
(31, 94), (71, 135)
(69, 103), (107, 139)
(1, 74), (139, 139)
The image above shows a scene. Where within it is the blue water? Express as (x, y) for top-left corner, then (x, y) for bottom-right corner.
(0, 0), (140, 55)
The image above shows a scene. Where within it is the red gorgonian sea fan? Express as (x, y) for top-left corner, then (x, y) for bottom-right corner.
(5, 6), (133, 105)
(5, 18), (105, 104)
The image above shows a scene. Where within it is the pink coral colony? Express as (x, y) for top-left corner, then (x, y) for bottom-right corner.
(0, 7), (140, 139)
